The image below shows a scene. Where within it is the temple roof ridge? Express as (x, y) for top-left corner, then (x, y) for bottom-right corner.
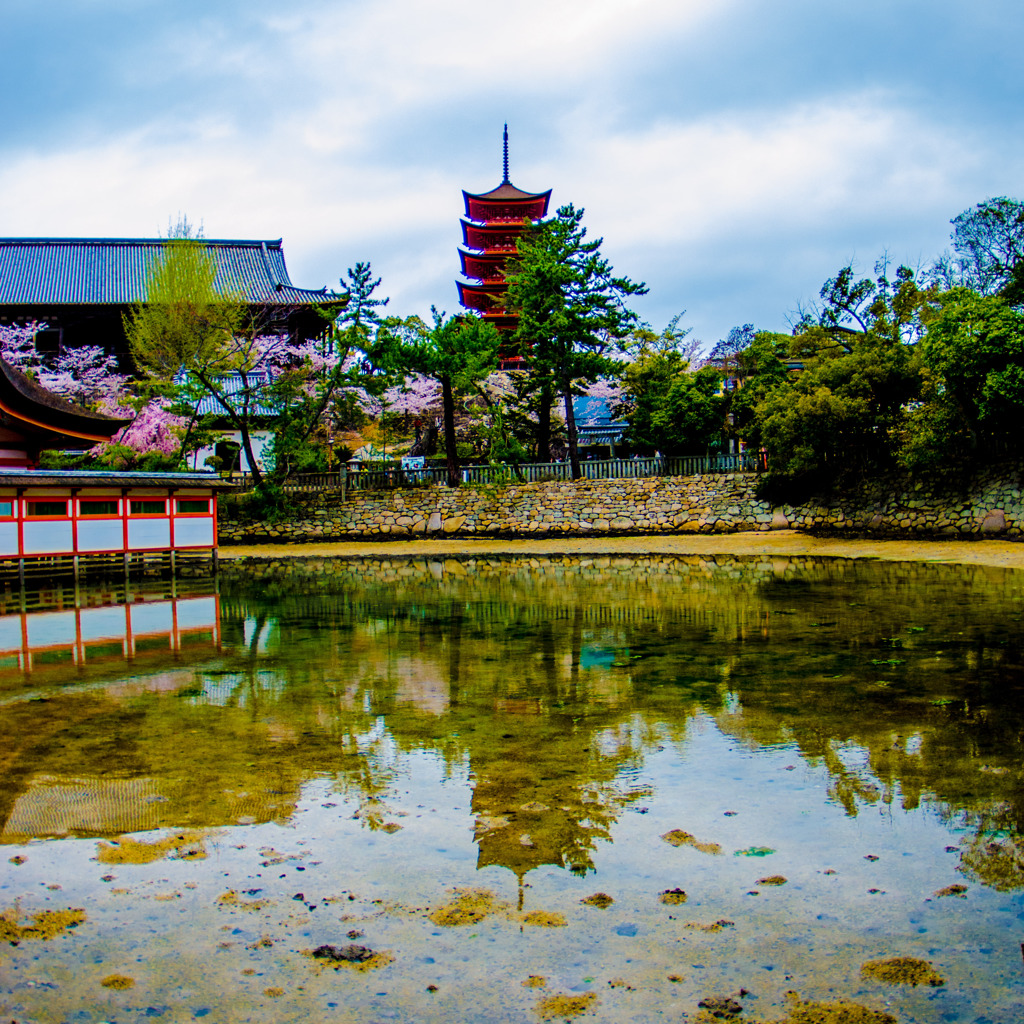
(0, 237), (341, 306)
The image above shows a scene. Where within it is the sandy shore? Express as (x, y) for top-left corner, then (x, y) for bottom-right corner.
(219, 529), (1024, 570)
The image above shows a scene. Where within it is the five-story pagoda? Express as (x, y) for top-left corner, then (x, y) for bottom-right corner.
(457, 126), (551, 361)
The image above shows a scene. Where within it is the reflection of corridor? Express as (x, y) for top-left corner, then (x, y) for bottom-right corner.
(0, 582), (226, 842)
(0, 585), (220, 680)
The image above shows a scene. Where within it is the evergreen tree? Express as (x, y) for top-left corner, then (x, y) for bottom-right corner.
(505, 204), (647, 479)
(377, 309), (500, 487)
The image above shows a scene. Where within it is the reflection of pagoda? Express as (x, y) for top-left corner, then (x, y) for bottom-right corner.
(457, 126), (551, 364)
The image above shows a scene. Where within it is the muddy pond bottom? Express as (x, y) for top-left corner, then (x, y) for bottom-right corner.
(1, 553), (1023, 1023)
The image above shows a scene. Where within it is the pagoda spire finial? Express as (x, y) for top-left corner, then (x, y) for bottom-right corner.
(502, 123), (510, 184)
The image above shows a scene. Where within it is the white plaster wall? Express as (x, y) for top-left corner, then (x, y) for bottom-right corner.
(0, 522), (18, 557)
(77, 519), (125, 553)
(128, 519), (171, 550)
(174, 517), (214, 548)
(23, 520), (73, 555)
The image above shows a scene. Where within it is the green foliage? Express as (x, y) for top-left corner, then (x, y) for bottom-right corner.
(232, 483), (293, 525)
(904, 290), (1024, 467)
(125, 219), (247, 377)
(329, 261), (388, 356)
(931, 197), (1024, 296)
(505, 203), (646, 477)
(729, 331), (792, 449)
(754, 263), (926, 492)
(617, 320), (725, 455)
(38, 450), (93, 471)
(377, 309), (501, 486)
(93, 443), (183, 473)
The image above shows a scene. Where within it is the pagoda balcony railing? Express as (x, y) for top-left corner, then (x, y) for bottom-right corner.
(464, 240), (519, 252)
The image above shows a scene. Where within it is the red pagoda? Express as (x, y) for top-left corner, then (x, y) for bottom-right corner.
(457, 126), (551, 362)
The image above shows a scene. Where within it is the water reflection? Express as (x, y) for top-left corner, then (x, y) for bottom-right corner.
(2, 554), (1023, 895)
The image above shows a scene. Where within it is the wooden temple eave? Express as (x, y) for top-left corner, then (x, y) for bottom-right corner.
(464, 199), (549, 223)
(459, 250), (509, 281)
(457, 281), (509, 313)
(460, 222), (525, 251)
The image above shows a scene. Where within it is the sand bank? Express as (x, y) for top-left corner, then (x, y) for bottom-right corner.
(220, 530), (1024, 571)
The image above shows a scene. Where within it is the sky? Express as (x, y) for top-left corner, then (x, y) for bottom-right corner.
(1, 0), (1022, 351)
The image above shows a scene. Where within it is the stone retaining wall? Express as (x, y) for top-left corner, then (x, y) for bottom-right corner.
(219, 474), (783, 543)
(218, 467), (1024, 543)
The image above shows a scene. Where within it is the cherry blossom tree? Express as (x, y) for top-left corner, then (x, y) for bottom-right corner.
(91, 397), (189, 469)
(0, 323), (128, 405)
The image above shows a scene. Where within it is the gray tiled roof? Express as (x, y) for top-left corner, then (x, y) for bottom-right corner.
(187, 372), (281, 418)
(0, 238), (340, 307)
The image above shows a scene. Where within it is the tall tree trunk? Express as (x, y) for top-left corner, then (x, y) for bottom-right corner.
(441, 373), (460, 488)
(563, 386), (581, 480)
(537, 381), (552, 462)
(238, 422), (266, 490)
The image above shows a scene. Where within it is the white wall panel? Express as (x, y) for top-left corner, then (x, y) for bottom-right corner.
(128, 519), (170, 550)
(79, 607), (129, 642)
(23, 521), (73, 555)
(0, 522), (18, 557)
(174, 518), (214, 548)
(77, 519), (125, 553)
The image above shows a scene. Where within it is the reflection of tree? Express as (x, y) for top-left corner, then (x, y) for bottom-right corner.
(7, 554), (1024, 906)
(218, 558), (1024, 896)
(959, 833), (1024, 890)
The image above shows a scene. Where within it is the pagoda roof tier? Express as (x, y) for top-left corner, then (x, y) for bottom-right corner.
(461, 220), (532, 252)
(457, 280), (509, 313)
(458, 250), (510, 281)
(464, 180), (551, 203)
(463, 191), (550, 224)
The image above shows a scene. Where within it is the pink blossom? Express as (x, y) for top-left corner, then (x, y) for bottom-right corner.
(91, 398), (188, 463)
(0, 323), (128, 404)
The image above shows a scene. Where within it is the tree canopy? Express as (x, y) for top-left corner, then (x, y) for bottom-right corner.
(505, 203), (647, 479)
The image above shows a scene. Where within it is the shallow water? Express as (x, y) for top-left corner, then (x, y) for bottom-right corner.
(1, 554), (1024, 1023)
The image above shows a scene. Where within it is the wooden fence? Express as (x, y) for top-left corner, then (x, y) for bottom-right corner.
(228, 452), (764, 495)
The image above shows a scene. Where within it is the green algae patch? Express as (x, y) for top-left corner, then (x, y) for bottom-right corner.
(100, 974), (135, 990)
(734, 846), (775, 857)
(757, 875), (788, 886)
(0, 906), (86, 943)
(660, 829), (722, 855)
(684, 918), (734, 932)
(427, 888), (505, 926)
(303, 944), (394, 972)
(932, 883), (967, 898)
(535, 991), (597, 1020)
(780, 992), (897, 1023)
(523, 975), (548, 988)
(216, 889), (271, 912)
(522, 910), (567, 927)
(659, 887), (688, 904)
(860, 956), (945, 986)
(96, 831), (207, 865)
(582, 892), (614, 908)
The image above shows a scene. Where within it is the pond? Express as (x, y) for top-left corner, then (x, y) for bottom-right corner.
(1, 553), (1023, 1023)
